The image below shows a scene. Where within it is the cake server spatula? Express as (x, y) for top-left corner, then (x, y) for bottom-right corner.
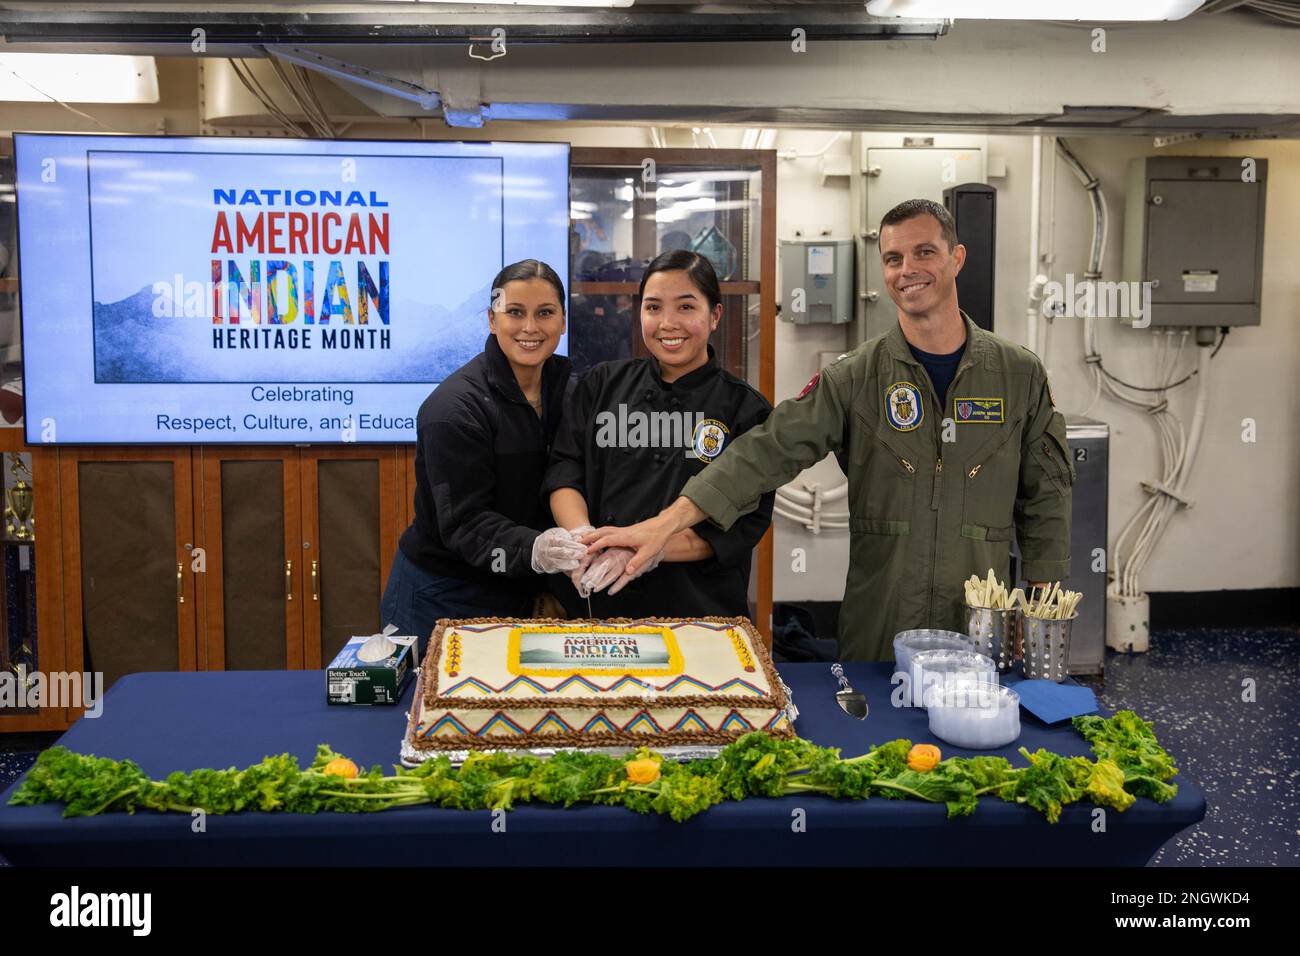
(831, 663), (868, 719)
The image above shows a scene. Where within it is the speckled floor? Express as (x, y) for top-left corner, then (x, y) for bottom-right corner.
(0, 734), (55, 791)
(0, 731), (59, 867)
(2, 627), (1296, 867)
(1075, 626), (1300, 867)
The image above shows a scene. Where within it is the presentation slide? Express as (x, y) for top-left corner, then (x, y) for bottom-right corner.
(14, 133), (570, 444)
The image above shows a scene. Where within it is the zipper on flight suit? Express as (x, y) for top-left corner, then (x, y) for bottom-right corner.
(871, 428), (915, 477)
(924, 355), (977, 623)
(965, 417), (1023, 479)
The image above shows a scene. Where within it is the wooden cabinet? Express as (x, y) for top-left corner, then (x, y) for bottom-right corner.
(1, 439), (413, 733)
(197, 448), (303, 671)
(59, 448), (199, 692)
(196, 446), (407, 672)
(299, 447), (403, 668)
(38, 445), (411, 713)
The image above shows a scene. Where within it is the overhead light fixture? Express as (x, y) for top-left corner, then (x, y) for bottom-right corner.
(865, 0), (1203, 20)
(385, 0), (636, 7)
(0, 53), (159, 103)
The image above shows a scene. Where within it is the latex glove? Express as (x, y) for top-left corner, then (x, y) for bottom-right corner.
(564, 525), (598, 597)
(530, 527), (588, 574)
(581, 546), (663, 596)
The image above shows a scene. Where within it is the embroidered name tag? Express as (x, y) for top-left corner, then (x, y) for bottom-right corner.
(954, 397), (1004, 424)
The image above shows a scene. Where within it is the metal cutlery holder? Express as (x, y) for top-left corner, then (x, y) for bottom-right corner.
(963, 605), (1019, 672)
(1020, 614), (1078, 682)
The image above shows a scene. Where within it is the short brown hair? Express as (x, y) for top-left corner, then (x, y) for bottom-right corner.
(880, 198), (958, 251)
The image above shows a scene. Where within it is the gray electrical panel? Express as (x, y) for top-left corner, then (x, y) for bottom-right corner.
(781, 238), (854, 324)
(1122, 155), (1267, 327)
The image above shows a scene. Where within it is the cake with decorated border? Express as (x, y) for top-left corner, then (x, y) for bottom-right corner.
(405, 616), (796, 752)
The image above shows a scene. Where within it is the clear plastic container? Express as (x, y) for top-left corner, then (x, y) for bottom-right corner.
(927, 680), (1021, 749)
(904, 649), (996, 709)
(893, 629), (975, 679)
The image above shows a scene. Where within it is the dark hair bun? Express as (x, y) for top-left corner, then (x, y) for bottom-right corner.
(489, 259), (567, 313)
(637, 250), (722, 311)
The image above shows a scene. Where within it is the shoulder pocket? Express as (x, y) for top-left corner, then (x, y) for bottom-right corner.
(1034, 432), (1075, 495)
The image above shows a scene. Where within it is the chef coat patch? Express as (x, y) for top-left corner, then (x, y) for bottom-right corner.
(884, 382), (924, 432)
(954, 397), (1004, 424)
(692, 418), (730, 461)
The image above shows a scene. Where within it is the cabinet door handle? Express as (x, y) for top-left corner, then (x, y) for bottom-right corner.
(286, 560), (294, 601)
(311, 560), (319, 601)
(177, 563), (184, 604)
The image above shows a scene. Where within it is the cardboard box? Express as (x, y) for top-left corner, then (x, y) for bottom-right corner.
(326, 630), (418, 705)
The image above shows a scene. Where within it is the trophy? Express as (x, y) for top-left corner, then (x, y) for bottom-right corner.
(4, 454), (34, 541)
(8, 643), (37, 695)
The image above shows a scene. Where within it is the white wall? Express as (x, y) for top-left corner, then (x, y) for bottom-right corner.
(771, 133), (855, 600)
(1034, 137), (1300, 593)
(769, 131), (1300, 600)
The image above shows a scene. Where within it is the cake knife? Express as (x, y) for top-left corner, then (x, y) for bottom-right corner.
(831, 663), (868, 719)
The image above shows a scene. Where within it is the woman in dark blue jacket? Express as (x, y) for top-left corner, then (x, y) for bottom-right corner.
(381, 259), (585, 651)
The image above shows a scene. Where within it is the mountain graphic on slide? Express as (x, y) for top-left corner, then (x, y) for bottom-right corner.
(91, 280), (496, 383)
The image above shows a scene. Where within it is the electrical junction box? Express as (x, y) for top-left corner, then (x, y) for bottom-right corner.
(781, 238), (854, 324)
(1122, 155), (1267, 327)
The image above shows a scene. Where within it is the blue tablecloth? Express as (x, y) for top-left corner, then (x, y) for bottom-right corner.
(0, 664), (1205, 866)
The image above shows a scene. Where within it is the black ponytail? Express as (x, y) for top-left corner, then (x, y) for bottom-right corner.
(637, 250), (722, 311)
(489, 259), (567, 313)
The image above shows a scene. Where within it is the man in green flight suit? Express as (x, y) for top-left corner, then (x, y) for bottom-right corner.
(583, 198), (1075, 660)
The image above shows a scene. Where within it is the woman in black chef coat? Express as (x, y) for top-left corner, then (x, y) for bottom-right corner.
(544, 250), (774, 619)
(380, 259), (587, 652)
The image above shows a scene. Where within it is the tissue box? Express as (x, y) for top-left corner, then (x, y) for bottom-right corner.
(326, 631), (418, 705)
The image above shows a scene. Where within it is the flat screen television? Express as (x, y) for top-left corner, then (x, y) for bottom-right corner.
(13, 133), (570, 444)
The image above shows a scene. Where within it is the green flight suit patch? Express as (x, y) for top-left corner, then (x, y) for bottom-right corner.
(953, 397), (1004, 424)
